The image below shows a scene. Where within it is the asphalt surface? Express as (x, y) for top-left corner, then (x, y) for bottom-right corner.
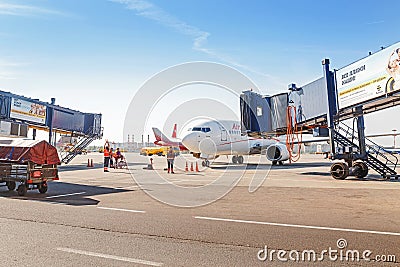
(0, 153), (400, 266)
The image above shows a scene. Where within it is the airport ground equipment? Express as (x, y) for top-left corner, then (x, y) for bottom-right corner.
(60, 126), (104, 164)
(139, 146), (180, 157)
(0, 139), (60, 196)
(241, 41), (400, 179)
(0, 90), (103, 164)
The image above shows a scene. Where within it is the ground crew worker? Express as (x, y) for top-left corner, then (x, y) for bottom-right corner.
(104, 140), (110, 172)
(167, 146), (175, 174)
(114, 148), (121, 167)
(109, 147), (114, 168)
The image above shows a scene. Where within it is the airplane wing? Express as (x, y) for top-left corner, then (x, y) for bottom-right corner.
(276, 135), (329, 145)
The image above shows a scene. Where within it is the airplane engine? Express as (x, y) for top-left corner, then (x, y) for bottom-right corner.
(266, 143), (289, 162)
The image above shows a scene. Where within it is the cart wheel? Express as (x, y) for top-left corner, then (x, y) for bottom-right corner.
(38, 183), (48, 194)
(330, 162), (349, 180)
(353, 161), (368, 178)
(17, 184), (27, 196)
(6, 181), (16, 191)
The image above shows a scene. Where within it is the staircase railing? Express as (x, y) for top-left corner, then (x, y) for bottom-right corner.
(60, 126), (104, 164)
(336, 122), (398, 168)
(334, 122), (398, 176)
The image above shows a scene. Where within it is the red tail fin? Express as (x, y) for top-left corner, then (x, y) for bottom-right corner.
(172, 124), (177, 138)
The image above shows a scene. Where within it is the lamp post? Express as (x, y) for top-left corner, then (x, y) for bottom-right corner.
(392, 129), (397, 148)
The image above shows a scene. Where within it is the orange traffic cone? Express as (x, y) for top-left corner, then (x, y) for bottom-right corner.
(185, 162), (189, 172)
(190, 162), (194, 172)
(195, 162), (199, 172)
(90, 159), (94, 167)
(87, 159), (90, 167)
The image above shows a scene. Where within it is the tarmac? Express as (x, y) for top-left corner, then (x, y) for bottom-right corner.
(0, 152), (399, 266)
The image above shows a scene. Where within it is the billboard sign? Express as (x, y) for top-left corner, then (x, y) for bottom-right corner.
(336, 41), (400, 109)
(10, 98), (47, 124)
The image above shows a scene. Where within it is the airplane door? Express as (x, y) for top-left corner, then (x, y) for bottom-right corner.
(221, 129), (227, 141)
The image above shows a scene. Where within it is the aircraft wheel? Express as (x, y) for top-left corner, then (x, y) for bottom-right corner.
(330, 162), (349, 180)
(278, 161), (284, 165)
(232, 156), (238, 164)
(272, 161), (278, 166)
(237, 156), (244, 164)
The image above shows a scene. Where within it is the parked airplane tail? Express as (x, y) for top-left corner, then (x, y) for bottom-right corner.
(172, 124), (177, 138)
(152, 127), (172, 143)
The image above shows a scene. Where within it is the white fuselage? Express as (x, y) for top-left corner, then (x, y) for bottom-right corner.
(181, 120), (277, 159)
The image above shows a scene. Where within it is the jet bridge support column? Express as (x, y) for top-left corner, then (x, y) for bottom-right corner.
(322, 59), (337, 158)
(355, 106), (367, 159)
(48, 98), (55, 145)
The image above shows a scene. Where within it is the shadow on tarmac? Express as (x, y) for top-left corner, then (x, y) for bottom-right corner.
(302, 171), (400, 182)
(210, 161), (332, 170)
(0, 182), (133, 206)
(58, 162), (146, 172)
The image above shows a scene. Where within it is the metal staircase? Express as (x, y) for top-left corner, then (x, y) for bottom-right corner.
(334, 122), (398, 178)
(60, 127), (104, 164)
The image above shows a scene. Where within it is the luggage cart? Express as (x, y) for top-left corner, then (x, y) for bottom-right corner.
(0, 162), (59, 196)
(0, 139), (61, 196)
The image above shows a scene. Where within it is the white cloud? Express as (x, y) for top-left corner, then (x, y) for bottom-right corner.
(365, 20), (384, 25)
(110, 0), (278, 81)
(0, 60), (29, 67)
(110, 0), (208, 51)
(0, 71), (16, 79)
(0, 2), (66, 16)
(0, 60), (29, 80)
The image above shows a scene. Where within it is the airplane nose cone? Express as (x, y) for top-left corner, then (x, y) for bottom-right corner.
(182, 132), (201, 152)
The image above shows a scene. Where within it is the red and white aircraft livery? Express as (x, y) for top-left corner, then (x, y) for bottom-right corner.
(153, 119), (290, 167)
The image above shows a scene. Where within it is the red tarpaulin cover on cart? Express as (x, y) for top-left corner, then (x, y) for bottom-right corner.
(0, 139), (61, 165)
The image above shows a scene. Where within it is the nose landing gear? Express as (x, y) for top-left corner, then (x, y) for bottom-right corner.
(202, 160), (210, 167)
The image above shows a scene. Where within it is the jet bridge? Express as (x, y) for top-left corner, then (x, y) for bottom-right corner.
(0, 90), (103, 164)
(241, 41), (400, 179)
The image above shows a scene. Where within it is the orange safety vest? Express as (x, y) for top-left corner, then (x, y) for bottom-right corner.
(104, 148), (110, 157)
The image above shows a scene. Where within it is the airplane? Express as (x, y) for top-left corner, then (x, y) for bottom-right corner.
(180, 119), (288, 167)
(153, 119), (291, 167)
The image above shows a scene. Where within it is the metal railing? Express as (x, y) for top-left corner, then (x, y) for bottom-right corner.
(335, 122), (398, 172)
(60, 126), (104, 164)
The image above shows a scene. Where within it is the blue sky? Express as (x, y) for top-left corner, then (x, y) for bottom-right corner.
(1, 0), (400, 145)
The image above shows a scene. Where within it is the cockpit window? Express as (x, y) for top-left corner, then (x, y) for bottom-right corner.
(192, 127), (211, 133)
